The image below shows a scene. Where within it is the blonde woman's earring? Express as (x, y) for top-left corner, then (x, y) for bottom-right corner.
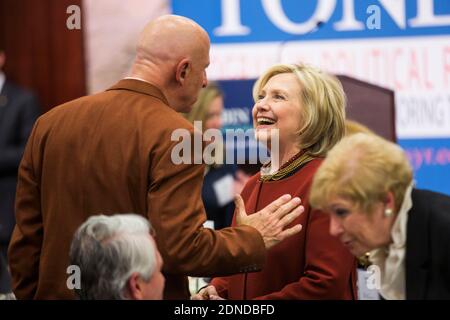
(384, 208), (393, 217)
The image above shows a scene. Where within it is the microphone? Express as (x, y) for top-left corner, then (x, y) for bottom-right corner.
(276, 20), (325, 63)
(315, 20), (325, 30)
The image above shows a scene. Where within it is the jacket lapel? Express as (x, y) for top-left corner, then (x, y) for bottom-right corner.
(405, 189), (430, 299)
(0, 80), (11, 138)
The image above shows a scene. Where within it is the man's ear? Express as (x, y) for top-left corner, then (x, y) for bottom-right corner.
(126, 272), (143, 300)
(175, 58), (190, 85)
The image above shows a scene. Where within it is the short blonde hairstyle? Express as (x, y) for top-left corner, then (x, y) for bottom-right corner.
(310, 133), (413, 214)
(184, 82), (223, 124)
(252, 63), (346, 157)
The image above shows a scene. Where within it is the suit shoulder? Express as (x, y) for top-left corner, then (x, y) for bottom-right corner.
(157, 106), (194, 132)
(38, 94), (92, 122)
(3, 80), (37, 102)
(413, 189), (450, 232)
(414, 189), (450, 210)
(114, 91), (194, 133)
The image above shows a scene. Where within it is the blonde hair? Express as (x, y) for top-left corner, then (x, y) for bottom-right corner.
(310, 133), (413, 214)
(345, 119), (374, 136)
(184, 82), (224, 167)
(253, 63), (346, 157)
(184, 82), (223, 124)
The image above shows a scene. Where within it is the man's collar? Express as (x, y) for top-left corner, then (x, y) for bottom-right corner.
(107, 78), (169, 106)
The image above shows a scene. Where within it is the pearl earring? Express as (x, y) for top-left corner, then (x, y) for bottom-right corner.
(384, 208), (393, 217)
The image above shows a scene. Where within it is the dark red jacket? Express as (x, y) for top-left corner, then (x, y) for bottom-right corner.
(211, 159), (357, 299)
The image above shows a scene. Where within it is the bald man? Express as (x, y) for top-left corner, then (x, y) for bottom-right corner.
(8, 15), (303, 299)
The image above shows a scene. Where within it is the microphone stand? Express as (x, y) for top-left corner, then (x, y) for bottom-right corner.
(276, 20), (325, 63)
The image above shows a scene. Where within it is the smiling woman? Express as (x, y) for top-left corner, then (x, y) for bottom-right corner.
(252, 63), (346, 180)
(252, 72), (303, 163)
(193, 63), (357, 300)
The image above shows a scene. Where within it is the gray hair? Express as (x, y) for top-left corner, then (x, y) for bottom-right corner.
(69, 214), (156, 300)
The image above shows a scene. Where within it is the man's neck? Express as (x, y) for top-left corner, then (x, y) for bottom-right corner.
(124, 76), (152, 84)
(125, 74), (178, 111)
(128, 61), (165, 89)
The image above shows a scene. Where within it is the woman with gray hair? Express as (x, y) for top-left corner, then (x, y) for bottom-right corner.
(310, 133), (450, 299)
(69, 214), (164, 300)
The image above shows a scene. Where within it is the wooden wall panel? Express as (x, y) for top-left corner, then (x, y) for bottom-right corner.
(0, 0), (86, 112)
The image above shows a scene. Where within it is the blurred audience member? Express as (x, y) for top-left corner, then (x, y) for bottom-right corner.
(70, 214), (164, 300)
(310, 133), (450, 299)
(0, 49), (40, 294)
(185, 83), (238, 229)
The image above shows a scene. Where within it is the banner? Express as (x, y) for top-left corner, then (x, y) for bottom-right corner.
(174, 0), (450, 195)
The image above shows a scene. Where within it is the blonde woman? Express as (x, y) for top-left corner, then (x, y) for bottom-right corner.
(193, 63), (356, 300)
(310, 133), (450, 299)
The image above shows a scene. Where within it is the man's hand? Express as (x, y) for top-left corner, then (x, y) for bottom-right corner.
(191, 285), (220, 300)
(235, 194), (303, 249)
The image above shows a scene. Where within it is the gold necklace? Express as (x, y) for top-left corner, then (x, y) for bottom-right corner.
(260, 151), (316, 182)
